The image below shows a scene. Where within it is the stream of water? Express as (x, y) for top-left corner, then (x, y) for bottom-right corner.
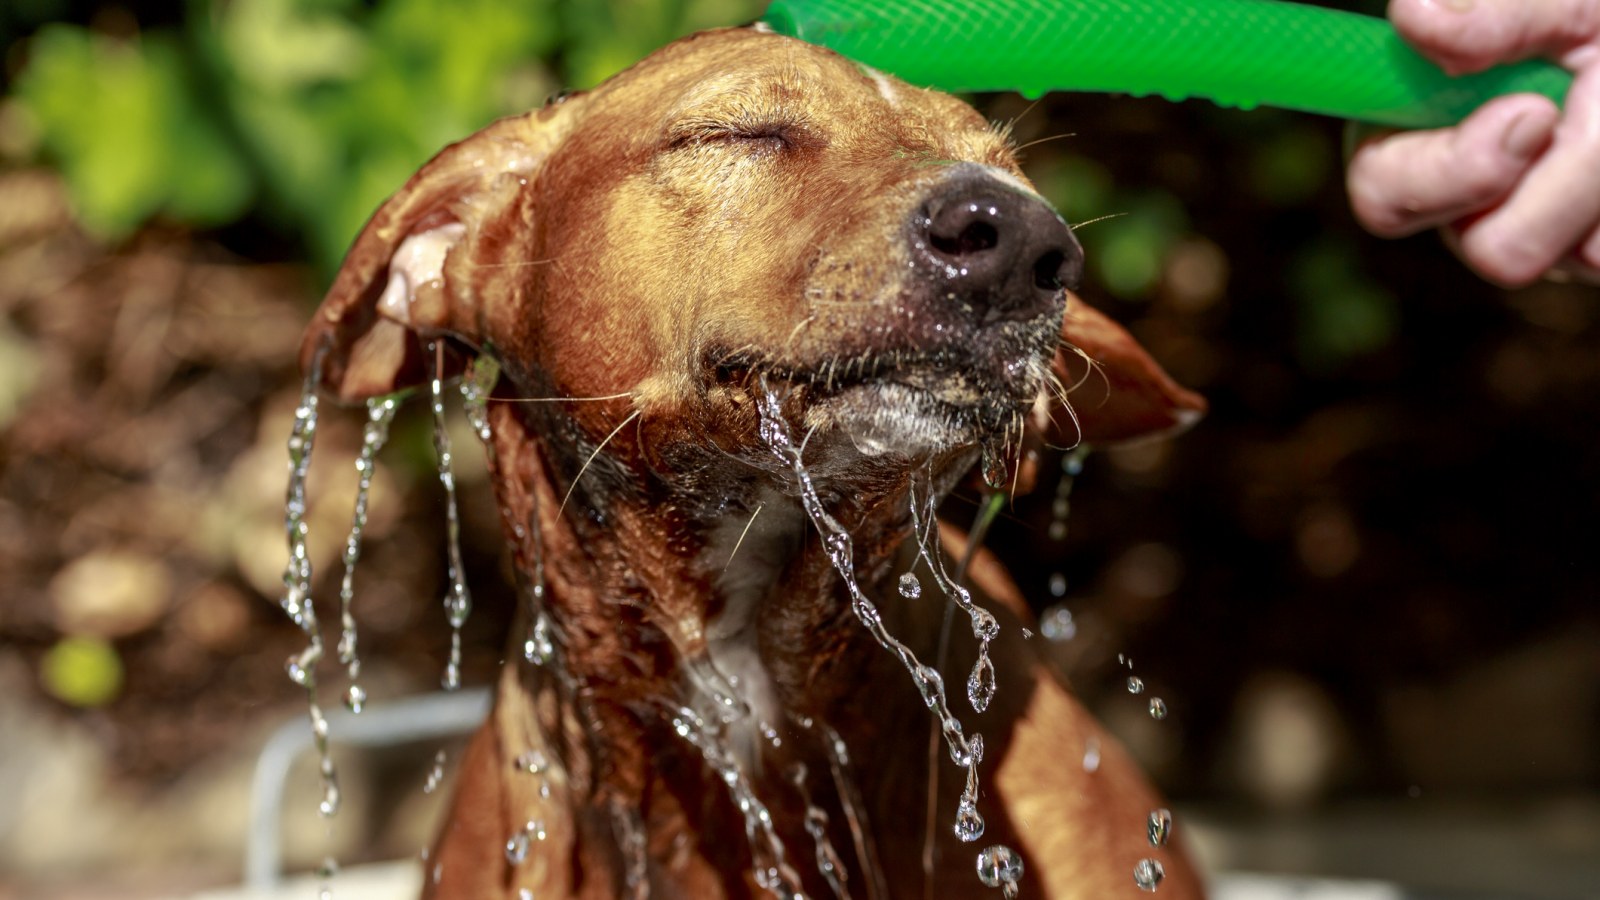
(756, 389), (1019, 898)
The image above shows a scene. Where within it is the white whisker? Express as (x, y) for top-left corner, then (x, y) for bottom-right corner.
(722, 503), (765, 573)
(557, 409), (641, 521)
(494, 391), (636, 404)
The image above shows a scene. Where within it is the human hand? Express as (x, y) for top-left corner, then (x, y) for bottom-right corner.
(1346, 0), (1600, 286)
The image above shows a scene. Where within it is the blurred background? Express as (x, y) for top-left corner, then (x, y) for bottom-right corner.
(0, 0), (1595, 897)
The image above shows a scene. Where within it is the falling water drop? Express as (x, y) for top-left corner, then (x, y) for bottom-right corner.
(980, 444), (1007, 489)
(954, 799), (985, 842)
(1147, 808), (1173, 847)
(1039, 604), (1076, 642)
(1082, 736), (1102, 773)
(514, 750), (549, 774)
(976, 844), (1024, 896)
(1127, 676), (1145, 695)
(523, 610), (555, 665)
(319, 777), (341, 818)
(967, 655), (996, 713)
(1134, 857), (1166, 891)
(898, 572), (922, 599)
(505, 830), (530, 866)
(1148, 697), (1168, 720)
(1047, 572), (1067, 597)
(344, 683), (366, 714)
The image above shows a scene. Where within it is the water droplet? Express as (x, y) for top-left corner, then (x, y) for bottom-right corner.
(505, 830), (530, 865)
(1062, 446), (1089, 475)
(975, 844), (1024, 888)
(968, 733), (984, 764)
(523, 611), (555, 665)
(318, 856), (339, 879)
(1148, 697), (1168, 720)
(518, 890), (534, 900)
(898, 572), (922, 599)
(344, 683), (366, 713)
(1082, 736), (1101, 773)
(967, 656), (996, 713)
(514, 750), (549, 774)
(980, 446), (1007, 489)
(319, 780), (341, 817)
(1147, 808), (1172, 847)
(1134, 857), (1165, 891)
(1047, 572), (1067, 597)
(1039, 604), (1076, 641)
(1047, 520), (1068, 540)
(970, 607), (999, 642)
(954, 799), (985, 842)
(442, 660), (461, 692)
(1051, 497), (1071, 519)
(424, 749), (447, 794)
(1127, 676), (1145, 695)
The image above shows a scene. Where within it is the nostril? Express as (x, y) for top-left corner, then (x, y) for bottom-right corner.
(1032, 249), (1068, 292)
(930, 218), (999, 257)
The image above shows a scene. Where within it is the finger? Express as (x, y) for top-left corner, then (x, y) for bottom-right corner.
(1347, 93), (1558, 238)
(1388, 0), (1600, 75)
(1456, 63), (1600, 285)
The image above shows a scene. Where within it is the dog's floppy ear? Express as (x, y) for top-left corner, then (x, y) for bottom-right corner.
(299, 101), (584, 403)
(1046, 299), (1206, 446)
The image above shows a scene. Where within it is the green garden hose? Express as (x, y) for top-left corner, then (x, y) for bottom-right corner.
(762, 0), (1572, 128)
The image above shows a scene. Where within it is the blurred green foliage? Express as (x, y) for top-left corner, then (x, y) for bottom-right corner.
(8, 0), (761, 273)
(41, 636), (124, 707)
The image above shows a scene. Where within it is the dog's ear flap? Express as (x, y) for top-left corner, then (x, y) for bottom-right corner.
(1040, 300), (1207, 447)
(299, 105), (579, 403)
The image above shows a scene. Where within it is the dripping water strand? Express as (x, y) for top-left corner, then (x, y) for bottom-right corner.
(336, 396), (399, 713)
(279, 353), (342, 822)
(786, 761), (852, 900)
(816, 722), (889, 900)
(1041, 447), (1090, 633)
(757, 389), (974, 770)
(460, 355), (500, 446)
(669, 704), (808, 899)
(919, 488), (1006, 900)
(906, 479), (1002, 714)
(518, 492), (556, 666)
(428, 341), (472, 691)
(610, 801), (651, 900)
(506, 748), (556, 870)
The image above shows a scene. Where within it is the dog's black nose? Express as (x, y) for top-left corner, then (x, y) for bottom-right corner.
(916, 184), (1081, 318)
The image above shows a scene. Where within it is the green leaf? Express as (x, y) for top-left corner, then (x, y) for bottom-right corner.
(41, 637), (125, 708)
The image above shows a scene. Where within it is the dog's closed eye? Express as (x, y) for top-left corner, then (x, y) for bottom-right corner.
(665, 116), (816, 153)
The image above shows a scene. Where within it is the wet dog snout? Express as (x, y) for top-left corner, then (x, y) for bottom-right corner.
(917, 185), (1082, 319)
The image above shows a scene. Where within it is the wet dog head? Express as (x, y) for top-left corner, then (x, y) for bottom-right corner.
(303, 26), (1198, 509)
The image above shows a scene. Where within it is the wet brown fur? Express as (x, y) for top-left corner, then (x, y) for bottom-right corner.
(303, 27), (1205, 900)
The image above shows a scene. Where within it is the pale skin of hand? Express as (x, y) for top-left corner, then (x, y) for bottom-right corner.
(1346, 0), (1600, 286)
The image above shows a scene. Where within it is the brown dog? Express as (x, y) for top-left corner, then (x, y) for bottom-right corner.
(301, 25), (1206, 900)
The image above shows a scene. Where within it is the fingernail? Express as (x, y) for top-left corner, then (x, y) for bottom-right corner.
(1501, 111), (1553, 159)
(1435, 0), (1474, 11)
